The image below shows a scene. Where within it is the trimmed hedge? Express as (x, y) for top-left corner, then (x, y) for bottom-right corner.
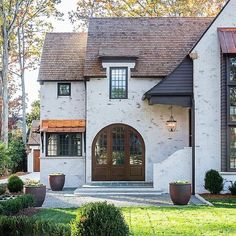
(71, 202), (129, 236)
(0, 194), (34, 215)
(0, 216), (70, 236)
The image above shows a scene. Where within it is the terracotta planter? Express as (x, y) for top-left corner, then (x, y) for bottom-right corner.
(24, 185), (46, 207)
(49, 174), (65, 191)
(169, 183), (191, 205)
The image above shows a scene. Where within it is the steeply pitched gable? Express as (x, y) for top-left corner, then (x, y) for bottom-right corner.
(38, 33), (87, 81)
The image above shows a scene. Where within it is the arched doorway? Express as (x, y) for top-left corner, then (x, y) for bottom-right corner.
(92, 124), (145, 181)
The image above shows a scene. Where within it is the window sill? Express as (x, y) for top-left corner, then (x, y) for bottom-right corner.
(41, 156), (85, 160)
(220, 172), (236, 175)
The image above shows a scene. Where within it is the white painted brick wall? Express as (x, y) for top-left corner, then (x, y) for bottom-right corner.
(86, 76), (190, 182)
(40, 81), (86, 187)
(193, 0), (236, 192)
(40, 81), (85, 120)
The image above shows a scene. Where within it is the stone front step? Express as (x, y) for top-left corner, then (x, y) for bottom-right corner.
(74, 182), (163, 195)
(82, 181), (153, 188)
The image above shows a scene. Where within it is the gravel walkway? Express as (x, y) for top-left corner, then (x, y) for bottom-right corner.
(0, 172), (40, 184)
(42, 189), (205, 208)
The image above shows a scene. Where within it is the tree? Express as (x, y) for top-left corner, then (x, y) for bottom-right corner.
(26, 100), (40, 128)
(0, 0), (62, 145)
(69, 0), (225, 30)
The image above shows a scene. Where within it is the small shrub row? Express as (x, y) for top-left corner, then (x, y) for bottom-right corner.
(0, 216), (70, 236)
(0, 194), (34, 215)
(7, 175), (24, 193)
(71, 202), (129, 236)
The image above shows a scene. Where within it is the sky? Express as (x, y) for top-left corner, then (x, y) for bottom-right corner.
(25, 0), (77, 111)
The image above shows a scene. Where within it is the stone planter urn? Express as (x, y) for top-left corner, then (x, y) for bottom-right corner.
(169, 181), (191, 205)
(49, 173), (65, 191)
(23, 182), (46, 207)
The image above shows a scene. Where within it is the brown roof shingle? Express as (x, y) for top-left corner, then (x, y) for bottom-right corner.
(38, 33), (87, 81)
(85, 17), (213, 78)
(28, 120), (40, 146)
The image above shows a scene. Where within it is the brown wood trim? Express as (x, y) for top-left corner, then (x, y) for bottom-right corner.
(33, 149), (40, 172)
(92, 123), (145, 181)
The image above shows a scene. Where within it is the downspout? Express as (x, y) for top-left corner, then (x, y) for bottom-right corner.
(191, 98), (195, 195)
(84, 79), (87, 184)
(189, 52), (197, 195)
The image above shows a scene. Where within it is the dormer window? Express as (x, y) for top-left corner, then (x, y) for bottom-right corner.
(58, 83), (71, 96)
(110, 67), (128, 99)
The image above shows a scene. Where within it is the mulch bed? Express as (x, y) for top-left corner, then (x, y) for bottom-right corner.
(14, 207), (41, 217)
(200, 193), (236, 199)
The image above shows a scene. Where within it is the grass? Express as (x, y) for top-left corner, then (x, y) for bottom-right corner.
(33, 200), (236, 236)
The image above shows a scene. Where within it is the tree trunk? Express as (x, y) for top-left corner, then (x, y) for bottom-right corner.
(1, 26), (9, 146)
(17, 26), (27, 144)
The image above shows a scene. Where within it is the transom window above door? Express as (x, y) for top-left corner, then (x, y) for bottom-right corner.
(58, 83), (71, 96)
(110, 67), (128, 99)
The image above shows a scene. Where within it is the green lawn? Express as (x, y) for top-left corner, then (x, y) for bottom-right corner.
(33, 200), (236, 236)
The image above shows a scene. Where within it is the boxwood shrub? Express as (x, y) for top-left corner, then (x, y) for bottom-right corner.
(7, 175), (24, 193)
(71, 202), (129, 236)
(0, 216), (70, 236)
(204, 169), (223, 194)
(0, 194), (34, 215)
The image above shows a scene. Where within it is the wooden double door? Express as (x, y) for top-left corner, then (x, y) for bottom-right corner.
(92, 124), (145, 181)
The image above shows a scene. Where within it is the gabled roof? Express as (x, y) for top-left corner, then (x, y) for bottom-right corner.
(38, 33), (87, 81)
(28, 120), (40, 146)
(84, 17), (213, 78)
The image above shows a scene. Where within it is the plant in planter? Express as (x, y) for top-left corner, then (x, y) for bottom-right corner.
(229, 181), (236, 195)
(49, 173), (65, 191)
(169, 181), (192, 205)
(23, 179), (46, 207)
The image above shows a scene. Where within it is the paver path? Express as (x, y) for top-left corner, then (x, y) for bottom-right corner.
(0, 172), (40, 184)
(42, 189), (205, 208)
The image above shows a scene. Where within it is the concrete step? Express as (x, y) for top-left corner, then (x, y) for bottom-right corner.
(74, 189), (163, 196)
(74, 182), (163, 196)
(82, 182), (153, 188)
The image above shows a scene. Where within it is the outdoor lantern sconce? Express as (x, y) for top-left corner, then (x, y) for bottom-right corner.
(166, 106), (177, 132)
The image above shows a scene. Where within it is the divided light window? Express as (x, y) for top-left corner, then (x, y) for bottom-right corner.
(46, 133), (82, 157)
(110, 67), (128, 99)
(58, 83), (71, 96)
(227, 56), (236, 170)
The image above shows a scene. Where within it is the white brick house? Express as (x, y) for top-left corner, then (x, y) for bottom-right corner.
(37, 0), (236, 193)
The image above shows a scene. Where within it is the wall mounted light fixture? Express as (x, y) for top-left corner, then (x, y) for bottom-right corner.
(166, 106), (177, 132)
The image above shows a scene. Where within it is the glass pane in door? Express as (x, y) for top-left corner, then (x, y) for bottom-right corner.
(130, 131), (143, 165)
(112, 127), (125, 165)
(95, 131), (108, 164)
(230, 87), (236, 122)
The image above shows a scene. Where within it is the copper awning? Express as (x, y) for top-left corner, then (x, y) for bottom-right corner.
(218, 28), (236, 54)
(41, 120), (86, 133)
